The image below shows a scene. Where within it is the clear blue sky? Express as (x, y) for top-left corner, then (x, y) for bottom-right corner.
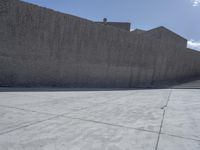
(22, 0), (200, 49)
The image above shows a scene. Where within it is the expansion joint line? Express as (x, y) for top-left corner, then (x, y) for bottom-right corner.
(0, 115), (61, 136)
(155, 89), (172, 150)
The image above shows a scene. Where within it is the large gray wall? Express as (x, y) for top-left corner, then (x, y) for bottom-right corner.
(95, 22), (131, 31)
(0, 0), (200, 88)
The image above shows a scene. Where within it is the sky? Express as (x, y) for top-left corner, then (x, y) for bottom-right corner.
(22, 0), (200, 50)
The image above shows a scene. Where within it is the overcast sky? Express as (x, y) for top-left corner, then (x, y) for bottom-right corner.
(22, 0), (200, 50)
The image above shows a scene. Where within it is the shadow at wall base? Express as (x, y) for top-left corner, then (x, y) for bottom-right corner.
(0, 75), (200, 90)
(148, 75), (200, 89)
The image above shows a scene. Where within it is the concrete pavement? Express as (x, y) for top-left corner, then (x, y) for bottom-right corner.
(0, 88), (199, 150)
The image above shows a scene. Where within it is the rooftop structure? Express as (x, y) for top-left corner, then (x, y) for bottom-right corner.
(95, 18), (131, 31)
(132, 26), (187, 48)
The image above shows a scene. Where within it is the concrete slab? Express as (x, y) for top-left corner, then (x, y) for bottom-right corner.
(0, 90), (136, 107)
(0, 106), (54, 134)
(105, 89), (170, 109)
(65, 103), (163, 133)
(0, 93), (54, 106)
(63, 89), (169, 133)
(162, 108), (200, 140)
(161, 89), (200, 140)
(0, 88), (200, 149)
(12, 89), (168, 115)
(169, 89), (200, 102)
(158, 134), (200, 150)
(15, 98), (103, 115)
(0, 116), (158, 150)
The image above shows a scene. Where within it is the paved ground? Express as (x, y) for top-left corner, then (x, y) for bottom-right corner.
(172, 79), (200, 89)
(0, 87), (200, 150)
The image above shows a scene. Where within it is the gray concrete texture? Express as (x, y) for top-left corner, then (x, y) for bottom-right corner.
(0, 86), (200, 149)
(95, 21), (131, 31)
(0, 0), (200, 87)
(141, 26), (188, 48)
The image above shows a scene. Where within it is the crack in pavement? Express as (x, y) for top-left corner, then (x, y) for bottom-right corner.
(156, 90), (173, 149)
(1, 88), (200, 149)
(161, 132), (200, 142)
(0, 92), (137, 117)
(0, 91), (165, 137)
(62, 115), (159, 134)
(0, 115), (62, 136)
(155, 89), (172, 150)
(0, 93), (142, 136)
(0, 104), (56, 116)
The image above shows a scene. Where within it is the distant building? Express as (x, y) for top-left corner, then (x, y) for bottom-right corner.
(132, 26), (187, 48)
(132, 29), (146, 34)
(96, 19), (187, 48)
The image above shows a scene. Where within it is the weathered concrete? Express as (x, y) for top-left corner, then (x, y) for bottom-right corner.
(95, 20), (131, 31)
(132, 29), (146, 34)
(141, 26), (188, 48)
(0, 88), (200, 149)
(0, 0), (200, 88)
(172, 79), (200, 88)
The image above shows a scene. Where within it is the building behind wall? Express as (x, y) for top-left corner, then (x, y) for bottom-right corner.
(95, 18), (131, 31)
(132, 26), (188, 48)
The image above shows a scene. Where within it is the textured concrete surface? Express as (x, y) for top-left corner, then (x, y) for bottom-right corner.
(95, 21), (131, 31)
(142, 26), (187, 48)
(0, 88), (200, 150)
(172, 80), (200, 89)
(0, 0), (200, 87)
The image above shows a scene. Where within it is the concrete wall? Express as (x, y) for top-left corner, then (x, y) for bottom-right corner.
(0, 0), (200, 88)
(95, 22), (131, 31)
(131, 29), (146, 34)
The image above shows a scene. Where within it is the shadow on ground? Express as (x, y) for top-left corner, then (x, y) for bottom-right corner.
(0, 77), (200, 92)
